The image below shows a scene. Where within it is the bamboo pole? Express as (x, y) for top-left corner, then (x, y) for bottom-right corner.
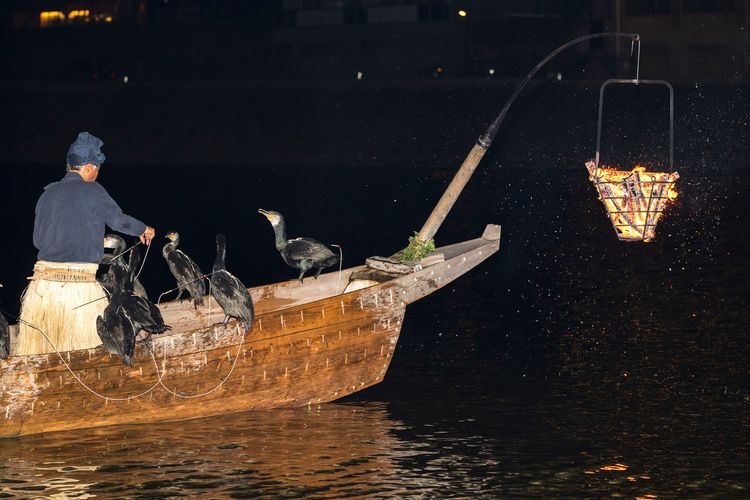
(417, 143), (487, 242)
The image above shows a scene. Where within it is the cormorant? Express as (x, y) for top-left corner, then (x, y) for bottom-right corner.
(0, 283), (9, 359)
(162, 231), (206, 307)
(258, 209), (340, 282)
(122, 246), (170, 335)
(96, 266), (137, 365)
(96, 249), (169, 365)
(210, 234), (254, 329)
(98, 234), (148, 299)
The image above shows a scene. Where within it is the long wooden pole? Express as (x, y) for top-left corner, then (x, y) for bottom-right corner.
(417, 143), (487, 242)
(416, 32), (640, 243)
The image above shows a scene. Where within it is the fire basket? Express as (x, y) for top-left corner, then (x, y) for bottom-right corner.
(588, 78), (680, 242)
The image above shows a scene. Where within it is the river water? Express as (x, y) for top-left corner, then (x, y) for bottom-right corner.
(1, 158), (748, 497)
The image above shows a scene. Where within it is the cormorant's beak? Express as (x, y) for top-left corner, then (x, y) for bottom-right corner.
(258, 208), (270, 218)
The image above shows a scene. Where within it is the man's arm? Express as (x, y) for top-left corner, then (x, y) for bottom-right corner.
(93, 183), (154, 243)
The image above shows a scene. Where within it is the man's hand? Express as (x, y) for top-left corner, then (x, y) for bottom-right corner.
(140, 226), (156, 245)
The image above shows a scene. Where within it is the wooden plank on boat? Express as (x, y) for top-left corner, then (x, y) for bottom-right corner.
(349, 270), (398, 283)
(366, 253), (444, 274)
(366, 256), (419, 274)
(482, 224), (501, 241)
(419, 253), (445, 266)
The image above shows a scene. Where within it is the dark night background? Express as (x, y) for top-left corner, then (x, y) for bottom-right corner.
(0, 0), (747, 167)
(1, 1), (749, 496)
(0, 0), (747, 297)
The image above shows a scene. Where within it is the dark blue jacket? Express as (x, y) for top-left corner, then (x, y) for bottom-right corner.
(33, 172), (147, 263)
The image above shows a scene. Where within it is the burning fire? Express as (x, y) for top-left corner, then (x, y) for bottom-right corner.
(586, 160), (679, 242)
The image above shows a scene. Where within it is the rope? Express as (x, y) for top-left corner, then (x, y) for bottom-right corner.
(73, 240), (151, 310)
(107, 241), (140, 264)
(330, 244), (344, 293)
(150, 324), (245, 399)
(134, 241), (150, 281)
(73, 295), (108, 310)
(28, 269), (98, 283)
(3, 312), (161, 402)
(1, 307), (247, 403)
(156, 273), (213, 305)
(104, 240), (150, 277)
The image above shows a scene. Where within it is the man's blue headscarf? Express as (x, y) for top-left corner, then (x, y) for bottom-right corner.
(66, 131), (106, 167)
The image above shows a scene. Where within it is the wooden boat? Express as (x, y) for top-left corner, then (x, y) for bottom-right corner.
(0, 224), (500, 438)
(1, 76), (507, 439)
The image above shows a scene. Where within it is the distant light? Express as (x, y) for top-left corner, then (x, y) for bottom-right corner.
(105, 16), (113, 23)
(123, 75), (129, 84)
(436, 66), (443, 74)
(356, 71), (363, 80)
(488, 69), (495, 75)
(39, 11), (65, 27)
(457, 10), (468, 17)
(68, 9), (90, 21)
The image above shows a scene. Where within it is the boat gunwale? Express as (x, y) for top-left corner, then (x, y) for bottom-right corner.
(4, 225), (500, 366)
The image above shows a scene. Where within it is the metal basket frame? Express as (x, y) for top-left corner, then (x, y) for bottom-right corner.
(590, 78), (677, 241)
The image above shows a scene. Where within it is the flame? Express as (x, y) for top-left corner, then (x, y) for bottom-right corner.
(586, 160), (680, 242)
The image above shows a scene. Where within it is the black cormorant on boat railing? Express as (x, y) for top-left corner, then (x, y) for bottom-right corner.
(162, 231), (207, 307)
(209, 234), (254, 329)
(99, 234), (149, 299)
(96, 247), (169, 365)
(258, 208), (340, 282)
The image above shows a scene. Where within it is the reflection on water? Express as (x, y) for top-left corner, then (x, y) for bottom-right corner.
(0, 398), (673, 498)
(1, 403), (405, 497)
(5, 392), (744, 497)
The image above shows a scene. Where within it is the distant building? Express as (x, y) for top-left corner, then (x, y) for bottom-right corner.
(272, 0), (591, 79)
(0, 0), (747, 83)
(592, 0), (750, 84)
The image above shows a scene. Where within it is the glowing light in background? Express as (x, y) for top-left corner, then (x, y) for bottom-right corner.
(68, 10), (90, 21)
(39, 11), (65, 27)
(38, 9), (116, 27)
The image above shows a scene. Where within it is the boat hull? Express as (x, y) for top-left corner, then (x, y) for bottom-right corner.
(1, 225), (500, 438)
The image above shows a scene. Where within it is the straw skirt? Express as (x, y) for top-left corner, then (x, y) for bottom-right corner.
(16, 261), (107, 355)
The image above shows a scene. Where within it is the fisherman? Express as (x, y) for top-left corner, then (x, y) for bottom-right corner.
(15, 131), (156, 356)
